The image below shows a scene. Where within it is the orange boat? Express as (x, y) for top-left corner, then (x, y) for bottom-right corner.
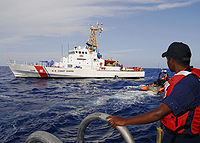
(141, 83), (164, 93)
(105, 59), (116, 64)
(141, 70), (169, 94)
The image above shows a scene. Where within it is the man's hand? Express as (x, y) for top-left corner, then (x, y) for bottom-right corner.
(106, 103), (171, 128)
(106, 116), (126, 128)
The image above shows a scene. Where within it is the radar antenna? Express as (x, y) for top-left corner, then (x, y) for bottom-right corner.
(86, 23), (103, 53)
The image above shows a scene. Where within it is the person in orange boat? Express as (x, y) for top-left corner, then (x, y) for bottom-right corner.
(141, 70), (169, 93)
(155, 70), (169, 86)
(107, 42), (200, 143)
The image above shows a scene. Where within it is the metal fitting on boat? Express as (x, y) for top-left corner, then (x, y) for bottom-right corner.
(77, 112), (135, 143)
(25, 131), (63, 143)
(25, 112), (135, 143)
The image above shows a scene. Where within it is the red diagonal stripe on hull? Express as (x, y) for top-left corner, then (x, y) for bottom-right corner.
(34, 66), (48, 77)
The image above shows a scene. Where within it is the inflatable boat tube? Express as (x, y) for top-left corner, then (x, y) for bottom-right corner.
(77, 112), (135, 143)
(141, 84), (163, 93)
(25, 131), (63, 143)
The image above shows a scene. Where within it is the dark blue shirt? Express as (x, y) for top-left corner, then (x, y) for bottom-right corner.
(163, 74), (200, 116)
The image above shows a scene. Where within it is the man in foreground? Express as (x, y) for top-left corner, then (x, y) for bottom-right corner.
(107, 42), (200, 143)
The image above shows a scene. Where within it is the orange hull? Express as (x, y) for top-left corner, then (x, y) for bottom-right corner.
(141, 83), (164, 93)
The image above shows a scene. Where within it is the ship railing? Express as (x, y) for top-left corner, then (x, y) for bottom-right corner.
(25, 112), (136, 143)
(25, 112), (162, 143)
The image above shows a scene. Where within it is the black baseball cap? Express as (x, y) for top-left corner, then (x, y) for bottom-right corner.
(162, 42), (191, 61)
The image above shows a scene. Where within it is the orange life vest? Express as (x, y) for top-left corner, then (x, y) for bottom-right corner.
(161, 67), (200, 135)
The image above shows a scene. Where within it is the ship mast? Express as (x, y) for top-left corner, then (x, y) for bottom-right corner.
(86, 23), (103, 53)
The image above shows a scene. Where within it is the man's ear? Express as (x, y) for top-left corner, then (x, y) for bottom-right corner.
(170, 58), (176, 65)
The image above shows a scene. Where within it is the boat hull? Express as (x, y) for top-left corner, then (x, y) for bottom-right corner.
(9, 64), (145, 78)
(141, 84), (163, 93)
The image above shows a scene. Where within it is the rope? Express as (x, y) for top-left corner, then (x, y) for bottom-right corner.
(157, 127), (164, 143)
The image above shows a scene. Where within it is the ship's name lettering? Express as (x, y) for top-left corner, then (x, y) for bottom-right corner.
(58, 70), (65, 72)
(66, 70), (74, 72)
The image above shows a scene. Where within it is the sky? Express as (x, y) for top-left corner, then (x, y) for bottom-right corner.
(0, 0), (200, 68)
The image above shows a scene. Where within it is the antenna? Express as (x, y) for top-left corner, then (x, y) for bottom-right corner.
(61, 44), (64, 57)
(68, 42), (70, 54)
(67, 42), (70, 62)
(6, 52), (12, 64)
(86, 23), (103, 53)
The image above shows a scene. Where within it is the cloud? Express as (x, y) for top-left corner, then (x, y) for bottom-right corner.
(154, 0), (198, 10)
(0, 0), (198, 48)
(113, 0), (198, 11)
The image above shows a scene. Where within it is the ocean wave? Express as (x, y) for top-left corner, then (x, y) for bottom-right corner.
(0, 67), (163, 143)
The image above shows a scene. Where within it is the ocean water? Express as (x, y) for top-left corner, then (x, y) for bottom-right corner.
(0, 66), (173, 143)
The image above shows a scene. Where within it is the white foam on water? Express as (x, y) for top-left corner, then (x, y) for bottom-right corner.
(0, 95), (10, 99)
(92, 88), (157, 106)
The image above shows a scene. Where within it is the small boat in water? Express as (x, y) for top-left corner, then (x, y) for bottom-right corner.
(141, 70), (169, 93)
(141, 83), (164, 93)
(9, 24), (145, 78)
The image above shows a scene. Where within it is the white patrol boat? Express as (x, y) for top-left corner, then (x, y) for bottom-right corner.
(8, 24), (145, 78)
